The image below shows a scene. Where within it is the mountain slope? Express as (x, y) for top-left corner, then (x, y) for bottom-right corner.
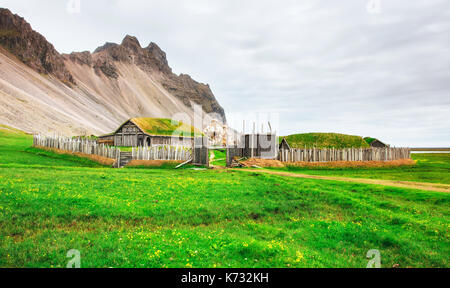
(0, 8), (225, 135)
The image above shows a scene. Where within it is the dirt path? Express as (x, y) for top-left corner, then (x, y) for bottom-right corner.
(236, 169), (450, 193)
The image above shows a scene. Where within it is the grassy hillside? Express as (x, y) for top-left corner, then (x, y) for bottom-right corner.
(282, 133), (370, 149)
(0, 125), (106, 168)
(130, 118), (203, 137)
(0, 128), (448, 268)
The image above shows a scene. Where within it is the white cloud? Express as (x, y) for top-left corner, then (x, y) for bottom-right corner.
(1, 0), (449, 146)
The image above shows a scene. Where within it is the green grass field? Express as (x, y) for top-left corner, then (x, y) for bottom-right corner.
(209, 149), (227, 167)
(270, 153), (450, 184)
(0, 127), (448, 268)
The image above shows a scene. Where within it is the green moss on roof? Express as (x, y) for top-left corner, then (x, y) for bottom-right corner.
(281, 133), (370, 149)
(364, 137), (377, 144)
(130, 118), (203, 137)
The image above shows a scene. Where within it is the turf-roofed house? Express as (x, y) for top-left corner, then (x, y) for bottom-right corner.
(98, 118), (202, 147)
(364, 137), (389, 148)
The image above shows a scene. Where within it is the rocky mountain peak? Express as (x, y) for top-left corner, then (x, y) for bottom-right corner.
(90, 35), (173, 76)
(121, 35), (141, 51)
(0, 8), (75, 85)
(93, 42), (118, 53)
(67, 51), (92, 66)
(145, 42), (171, 73)
(146, 42), (166, 60)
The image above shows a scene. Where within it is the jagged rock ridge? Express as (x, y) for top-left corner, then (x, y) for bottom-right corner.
(0, 8), (74, 84)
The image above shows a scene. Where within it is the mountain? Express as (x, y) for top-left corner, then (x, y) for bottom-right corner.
(0, 8), (225, 135)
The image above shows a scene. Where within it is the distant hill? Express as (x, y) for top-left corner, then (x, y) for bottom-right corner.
(281, 133), (370, 149)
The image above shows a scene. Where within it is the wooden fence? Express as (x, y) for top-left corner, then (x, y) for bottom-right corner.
(33, 134), (120, 159)
(279, 147), (411, 163)
(192, 137), (209, 166)
(131, 146), (192, 161)
(226, 147), (244, 167)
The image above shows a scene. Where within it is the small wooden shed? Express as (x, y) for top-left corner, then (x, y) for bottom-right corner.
(368, 139), (388, 148)
(279, 138), (291, 151)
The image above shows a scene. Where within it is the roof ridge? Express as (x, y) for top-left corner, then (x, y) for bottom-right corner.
(114, 118), (202, 138)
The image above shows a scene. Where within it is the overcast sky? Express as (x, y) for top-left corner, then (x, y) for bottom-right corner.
(2, 0), (450, 146)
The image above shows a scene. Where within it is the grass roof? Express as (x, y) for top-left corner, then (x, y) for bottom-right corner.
(364, 137), (377, 144)
(281, 133), (370, 149)
(130, 118), (203, 137)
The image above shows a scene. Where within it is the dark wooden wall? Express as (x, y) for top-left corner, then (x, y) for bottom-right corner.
(226, 147), (244, 167)
(193, 137), (209, 166)
(370, 140), (388, 148)
(243, 134), (277, 159)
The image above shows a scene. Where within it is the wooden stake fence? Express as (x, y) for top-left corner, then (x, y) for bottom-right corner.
(279, 147), (411, 162)
(131, 145), (192, 161)
(33, 134), (119, 159)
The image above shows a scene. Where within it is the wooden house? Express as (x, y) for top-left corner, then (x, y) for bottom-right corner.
(98, 118), (201, 147)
